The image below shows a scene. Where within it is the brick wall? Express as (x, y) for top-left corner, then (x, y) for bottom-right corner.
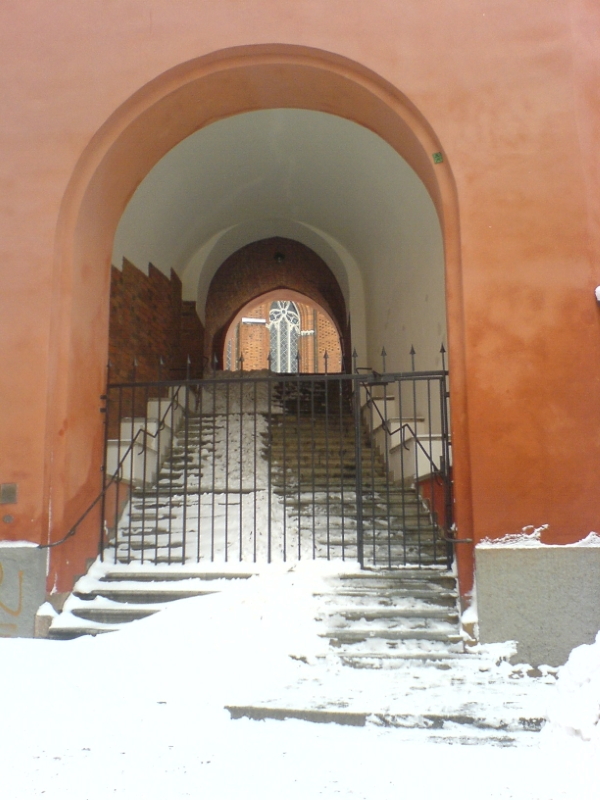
(206, 237), (350, 369)
(224, 295), (343, 373)
(108, 258), (204, 434)
(109, 258), (204, 383)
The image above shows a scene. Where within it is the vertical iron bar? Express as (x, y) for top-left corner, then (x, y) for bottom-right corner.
(113, 385), (124, 565)
(398, 379), (407, 565)
(167, 386), (177, 566)
(368, 388), (377, 566)
(353, 373), (364, 568)
(210, 373), (217, 562)
(383, 382), (392, 569)
(282, 379), (287, 562)
(239, 375), (244, 562)
(140, 383), (149, 564)
(411, 371), (421, 567)
(296, 370), (302, 560)
(267, 374), (272, 563)
(311, 378), (316, 559)
(99, 364), (110, 562)
(253, 379), (257, 563)
(426, 378), (435, 564)
(196, 380), (203, 563)
(181, 380), (190, 565)
(153, 390), (162, 565)
(338, 374), (346, 560)
(127, 373), (136, 565)
(440, 360), (453, 569)
(324, 372), (331, 559)
(224, 379), (230, 562)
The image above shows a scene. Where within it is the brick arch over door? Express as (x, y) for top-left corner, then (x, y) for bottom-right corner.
(205, 237), (351, 370)
(223, 289), (343, 373)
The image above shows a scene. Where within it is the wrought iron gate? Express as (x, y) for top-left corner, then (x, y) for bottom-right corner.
(100, 367), (453, 568)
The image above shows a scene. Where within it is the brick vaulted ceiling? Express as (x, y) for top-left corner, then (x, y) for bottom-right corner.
(111, 108), (445, 368)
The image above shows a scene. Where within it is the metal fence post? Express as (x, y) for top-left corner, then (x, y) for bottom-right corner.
(353, 372), (364, 568)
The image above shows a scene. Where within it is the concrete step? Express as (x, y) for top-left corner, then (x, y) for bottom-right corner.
(47, 624), (121, 640)
(282, 504), (428, 519)
(71, 605), (159, 624)
(324, 624), (461, 647)
(73, 587), (215, 603)
(317, 588), (457, 605)
(326, 606), (459, 622)
(327, 571), (456, 590)
(48, 562), (257, 639)
(99, 569), (255, 582)
(295, 520), (438, 534)
(224, 705), (544, 735)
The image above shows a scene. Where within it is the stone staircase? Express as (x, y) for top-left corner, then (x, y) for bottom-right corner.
(50, 377), (452, 642)
(47, 559), (555, 743)
(47, 565), (256, 639)
(315, 568), (462, 666)
(269, 380), (448, 567)
(46, 377), (556, 739)
(48, 561), (460, 661)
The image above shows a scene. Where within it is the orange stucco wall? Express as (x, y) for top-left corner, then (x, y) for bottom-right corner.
(0, 2), (599, 595)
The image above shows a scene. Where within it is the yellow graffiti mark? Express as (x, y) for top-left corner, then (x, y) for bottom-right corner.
(0, 562), (24, 617)
(0, 622), (18, 636)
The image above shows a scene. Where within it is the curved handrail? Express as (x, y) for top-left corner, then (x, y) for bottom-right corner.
(39, 387), (184, 549)
(361, 383), (470, 545)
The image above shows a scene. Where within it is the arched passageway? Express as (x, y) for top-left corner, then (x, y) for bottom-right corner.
(49, 45), (470, 593)
(204, 237), (349, 372)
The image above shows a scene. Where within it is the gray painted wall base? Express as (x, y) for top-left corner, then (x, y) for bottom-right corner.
(0, 543), (46, 637)
(476, 541), (600, 667)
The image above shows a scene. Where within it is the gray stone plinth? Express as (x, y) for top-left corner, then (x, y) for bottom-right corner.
(476, 541), (600, 667)
(0, 543), (46, 637)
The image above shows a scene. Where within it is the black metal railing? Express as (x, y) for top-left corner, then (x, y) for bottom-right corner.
(98, 360), (453, 569)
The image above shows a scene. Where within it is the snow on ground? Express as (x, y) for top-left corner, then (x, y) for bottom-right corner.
(1, 563), (599, 799)
(479, 525), (600, 549)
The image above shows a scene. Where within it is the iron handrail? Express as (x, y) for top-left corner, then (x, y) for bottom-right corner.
(39, 386), (184, 549)
(362, 383), (447, 481)
(361, 381), (470, 546)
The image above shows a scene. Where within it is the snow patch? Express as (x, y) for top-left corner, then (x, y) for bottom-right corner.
(478, 525), (600, 549)
(543, 630), (600, 743)
(479, 525), (548, 548)
(0, 540), (39, 548)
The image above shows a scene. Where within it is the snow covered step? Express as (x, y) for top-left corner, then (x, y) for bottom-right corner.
(312, 522), (439, 536)
(127, 541), (185, 552)
(285, 500), (426, 517)
(98, 570), (255, 582)
(338, 650), (467, 666)
(48, 565), (256, 638)
(324, 568), (455, 586)
(326, 606), (458, 622)
(312, 568), (462, 665)
(225, 705), (544, 734)
(73, 586), (215, 604)
(320, 586), (456, 607)
(128, 513), (179, 523)
(324, 628), (462, 645)
(71, 605), (159, 624)
(47, 623), (122, 640)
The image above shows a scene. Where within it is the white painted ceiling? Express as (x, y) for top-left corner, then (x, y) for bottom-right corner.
(111, 109), (440, 329)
